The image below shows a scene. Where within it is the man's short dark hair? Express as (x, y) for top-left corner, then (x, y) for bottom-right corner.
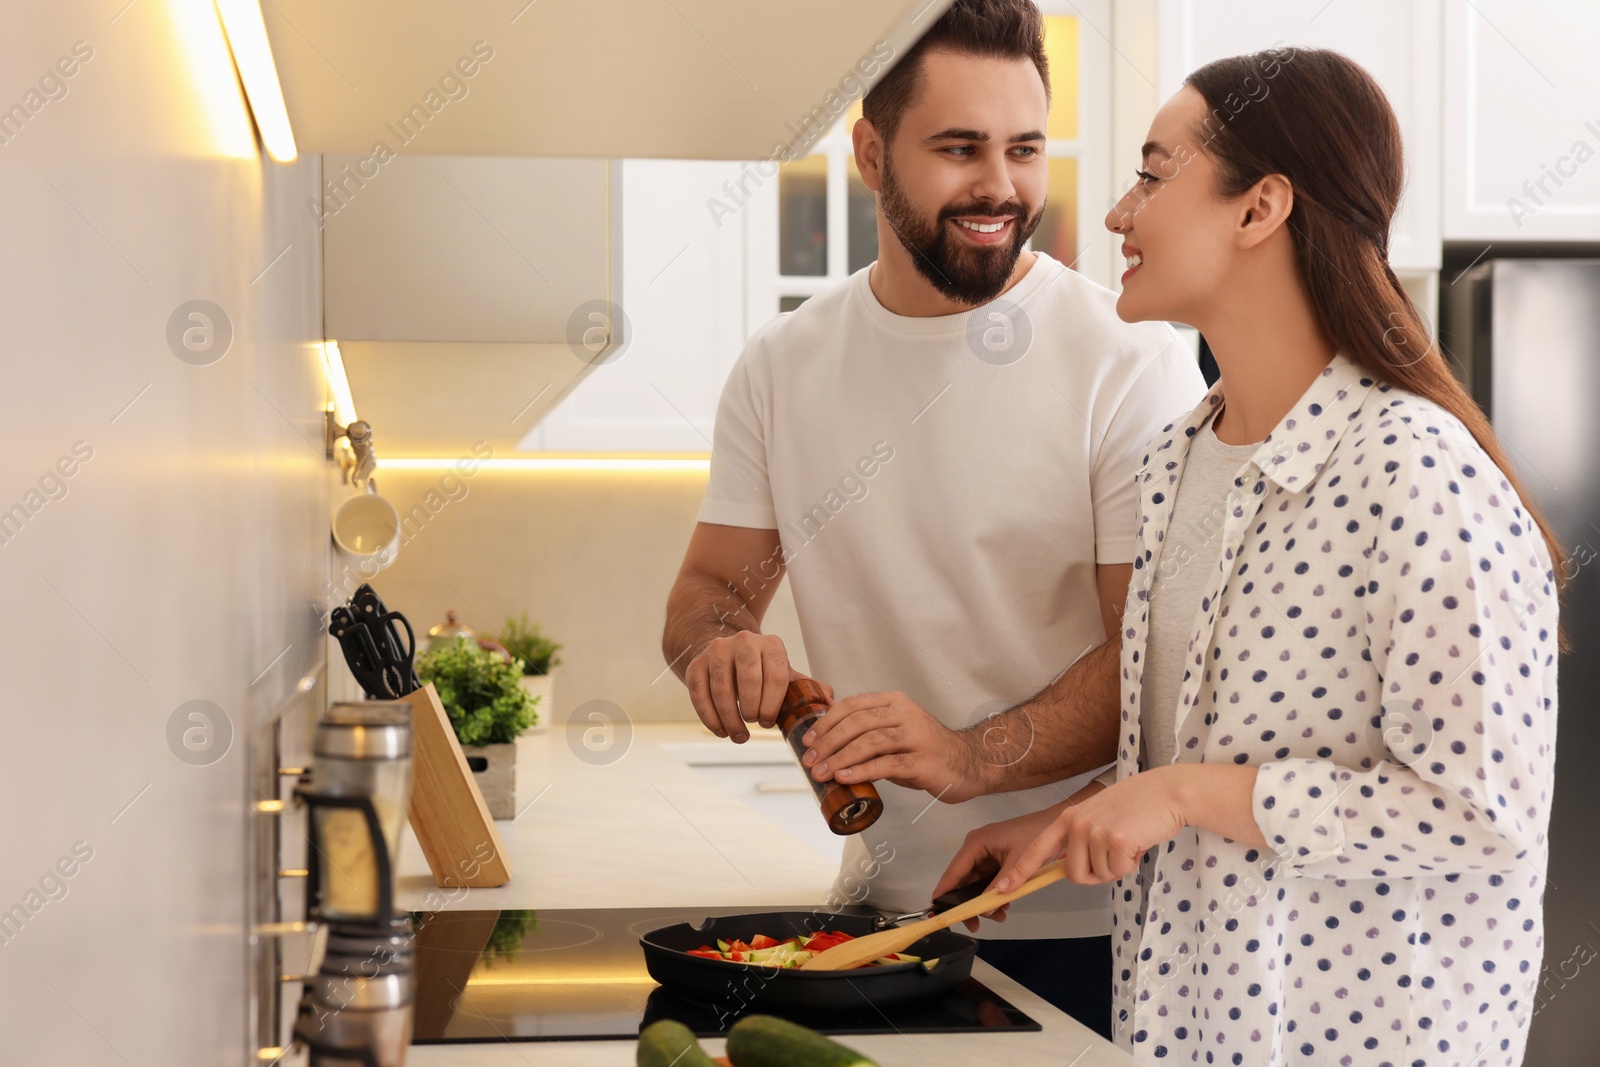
(862, 0), (1051, 149)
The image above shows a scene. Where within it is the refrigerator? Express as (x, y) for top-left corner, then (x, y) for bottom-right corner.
(1445, 259), (1600, 1065)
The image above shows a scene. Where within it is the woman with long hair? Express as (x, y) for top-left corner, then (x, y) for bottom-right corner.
(939, 48), (1563, 1065)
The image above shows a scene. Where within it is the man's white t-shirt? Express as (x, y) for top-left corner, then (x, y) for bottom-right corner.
(696, 252), (1207, 939)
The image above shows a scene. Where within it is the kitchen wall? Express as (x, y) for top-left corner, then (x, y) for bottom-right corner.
(366, 468), (809, 726)
(0, 3), (328, 1064)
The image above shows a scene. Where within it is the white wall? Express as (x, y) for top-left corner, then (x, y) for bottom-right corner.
(0, 2), (327, 1063)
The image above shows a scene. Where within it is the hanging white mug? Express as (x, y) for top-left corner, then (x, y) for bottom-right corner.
(331, 483), (401, 576)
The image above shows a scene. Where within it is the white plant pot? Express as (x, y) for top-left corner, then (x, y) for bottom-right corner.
(461, 741), (517, 820)
(519, 673), (553, 732)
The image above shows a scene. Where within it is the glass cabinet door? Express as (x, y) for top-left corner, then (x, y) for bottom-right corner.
(777, 153), (828, 276)
(1032, 14), (1082, 269)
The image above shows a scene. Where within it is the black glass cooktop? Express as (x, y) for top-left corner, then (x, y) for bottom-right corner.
(409, 905), (1041, 1044)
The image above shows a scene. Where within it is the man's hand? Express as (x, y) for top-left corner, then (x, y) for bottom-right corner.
(684, 631), (832, 743)
(794, 637), (1123, 803)
(928, 801), (1074, 932)
(799, 690), (990, 802)
(667, 523), (806, 744)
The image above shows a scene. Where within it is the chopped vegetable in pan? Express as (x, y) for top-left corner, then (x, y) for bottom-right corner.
(682, 931), (939, 970)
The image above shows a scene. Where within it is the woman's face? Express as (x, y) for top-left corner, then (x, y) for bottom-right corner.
(1104, 87), (1241, 327)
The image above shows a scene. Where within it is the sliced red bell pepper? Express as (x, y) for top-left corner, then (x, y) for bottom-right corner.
(803, 931), (856, 952)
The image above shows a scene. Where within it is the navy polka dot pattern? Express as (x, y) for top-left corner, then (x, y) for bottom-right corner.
(1113, 354), (1558, 1066)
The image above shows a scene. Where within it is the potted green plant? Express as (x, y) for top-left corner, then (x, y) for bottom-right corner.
(416, 639), (538, 819)
(501, 613), (562, 734)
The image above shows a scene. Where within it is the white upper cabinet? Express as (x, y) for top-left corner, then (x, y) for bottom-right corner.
(1443, 1), (1600, 241)
(1154, 0), (1442, 271)
(531, 160), (751, 453)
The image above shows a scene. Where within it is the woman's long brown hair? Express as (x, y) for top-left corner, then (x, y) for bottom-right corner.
(1186, 48), (1569, 648)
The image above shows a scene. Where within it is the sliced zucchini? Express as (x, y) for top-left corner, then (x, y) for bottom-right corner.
(638, 1019), (716, 1067)
(726, 1015), (877, 1067)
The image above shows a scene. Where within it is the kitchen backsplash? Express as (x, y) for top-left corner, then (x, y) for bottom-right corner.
(366, 466), (809, 726)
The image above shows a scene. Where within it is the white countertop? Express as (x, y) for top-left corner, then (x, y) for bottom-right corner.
(395, 723), (837, 913)
(395, 723), (1139, 1067)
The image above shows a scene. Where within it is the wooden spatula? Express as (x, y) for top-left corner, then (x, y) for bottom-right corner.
(799, 859), (1068, 971)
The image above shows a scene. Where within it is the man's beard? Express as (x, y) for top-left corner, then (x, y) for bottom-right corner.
(877, 150), (1044, 307)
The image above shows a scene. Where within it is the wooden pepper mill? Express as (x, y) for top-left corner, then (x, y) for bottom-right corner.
(776, 678), (883, 836)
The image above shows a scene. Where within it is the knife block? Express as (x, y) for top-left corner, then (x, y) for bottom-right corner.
(401, 683), (512, 888)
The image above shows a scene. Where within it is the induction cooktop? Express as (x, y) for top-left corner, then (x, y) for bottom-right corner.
(409, 905), (1042, 1044)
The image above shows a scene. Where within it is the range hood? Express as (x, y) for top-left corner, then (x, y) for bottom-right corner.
(265, 0), (945, 160)
(321, 154), (618, 459)
(293, 0), (952, 457)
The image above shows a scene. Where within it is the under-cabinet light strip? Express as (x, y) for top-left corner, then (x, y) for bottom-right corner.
(214, 0), (298, 162)
(380, 456), (711, 473)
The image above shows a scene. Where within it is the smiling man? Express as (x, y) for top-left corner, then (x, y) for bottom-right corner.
(661, 0), (1204, 1036)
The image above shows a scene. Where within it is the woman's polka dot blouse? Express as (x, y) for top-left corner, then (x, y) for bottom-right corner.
(1112, 352), (1559, 1067)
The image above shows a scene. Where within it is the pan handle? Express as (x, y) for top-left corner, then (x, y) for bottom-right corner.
(930, 876), (993, 915)
(880, 876), (993, 927)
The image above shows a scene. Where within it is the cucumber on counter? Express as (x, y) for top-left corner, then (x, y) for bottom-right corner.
(725, 1015), (877, 1067)
(637, 1019), (718, 1067)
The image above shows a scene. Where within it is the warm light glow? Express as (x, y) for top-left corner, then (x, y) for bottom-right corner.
(381, 455), (711, 473)
(1043, 15), (1081, 142)
(165, 0), (257, 159)
(214, 0), (298, 162)
(463, 975), (661, 987)
(321, 340), (358, 427)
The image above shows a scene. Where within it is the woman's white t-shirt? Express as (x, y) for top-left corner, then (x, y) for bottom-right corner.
(1141, 415), (1261, 770)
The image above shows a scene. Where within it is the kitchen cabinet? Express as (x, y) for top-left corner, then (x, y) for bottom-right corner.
(1442, 1), (1600, 241)
(540, 1), (1116, 452)
(1154, 0), (1442, 272)
(262, 0), (947, 161)
(661, 737), (846, 863)
(324, 156), (614, 344)
(323, 155), (624, 457)
(530, 159), (750, 453)
(745, 0), (1116, 313)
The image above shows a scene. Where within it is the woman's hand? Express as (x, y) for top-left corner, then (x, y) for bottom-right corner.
(931, 781), (1107, 931)
(991, 764), (1266, 891)
(931, 804), (1060, 932)
(993, 767), (1191, 891)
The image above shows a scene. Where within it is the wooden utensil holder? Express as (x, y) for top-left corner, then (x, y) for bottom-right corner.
(401, 683), (512, 887)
